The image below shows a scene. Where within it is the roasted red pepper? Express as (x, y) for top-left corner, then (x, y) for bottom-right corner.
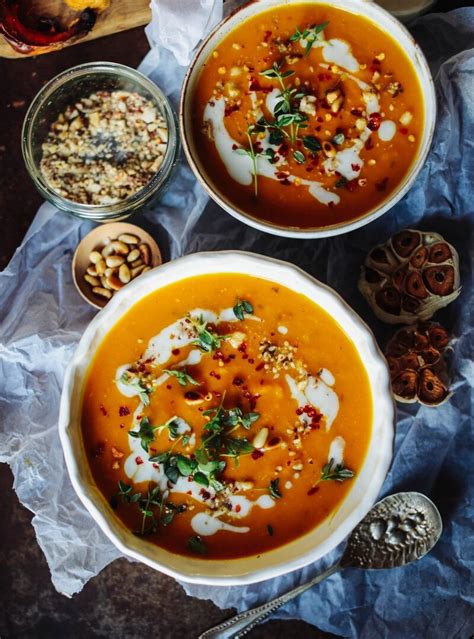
(0, 0), (96, 54)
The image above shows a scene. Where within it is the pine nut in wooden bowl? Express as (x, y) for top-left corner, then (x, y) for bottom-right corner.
(72, 222), (162, 309)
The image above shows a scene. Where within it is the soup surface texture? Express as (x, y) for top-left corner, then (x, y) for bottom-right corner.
(82, 274), (372, 559)
(191, 2), (423, 230)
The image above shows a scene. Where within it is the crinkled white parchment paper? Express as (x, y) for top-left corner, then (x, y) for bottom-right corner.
(0, 3), (473, 636)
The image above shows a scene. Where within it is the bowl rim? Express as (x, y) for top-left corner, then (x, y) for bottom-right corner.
(21, 61), (179, 220)
(59, 250), (395, 586)
(71, 221), (163, 310)
(179, 0), (437, 239)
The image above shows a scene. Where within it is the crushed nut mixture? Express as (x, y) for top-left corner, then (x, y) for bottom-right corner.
(40, 90), (168, 205)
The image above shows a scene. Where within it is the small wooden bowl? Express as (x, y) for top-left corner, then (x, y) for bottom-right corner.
(72, 222), (162, 309)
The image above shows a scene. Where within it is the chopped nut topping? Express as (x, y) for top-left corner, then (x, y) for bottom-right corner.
(40, 91), (168, 205)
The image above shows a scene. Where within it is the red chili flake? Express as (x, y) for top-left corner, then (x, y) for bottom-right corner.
(135, 456), (144, 465)
(263, 29), (272, 42)
(119, 423), (124, 429)
(346, 179), (358, 192)
(238, 342), (247, 353)
(91, 442), (105, 458)
(351, 163), (361, 172)
(210, 371), (221, 379)
(233, 376), (244, 387)
(138, 363), (146, 372)
(318, 72), (332, 81)
(256, 362), (264, 371)
(280, 179), (291, 186)
(367, 112), (382, 131)
(399, 127), (408, 135)
(375, 177), (389, 192)
(235, 504), (242, 513)
(268, 437), (280, 447)
(248, 77), (272, 93)
(371, 58), (381, 67)
(296, 407), (304, 416)
(307, 486), (319, 496)
(249, 394), (261, 410)
(242, 353), (249, 360)
(275, 171), (289, 180)
(118, 406), (130, 417)
(248, 358), (255, 364)
(200, 489), (211, 500)
(187, 490), (192, 495)
(350, 108), (363, 116)
(166, 384), (172, 390)
(152, 463), (159, 469)
(172, 348), (181, 356)
(213, 350), (224, 360)
(251, 449), (264, 460)
(278, 143), (290, 157)
(99, 404), (108, 416)
(365, 137), (374, 150)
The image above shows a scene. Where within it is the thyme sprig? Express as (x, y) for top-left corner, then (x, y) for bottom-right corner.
(259, 61), (308, 143)
(163, 368), (200, 387)
(129, 415), (184, 451)
(233, 299), (254, 321)
(290, 21), (329, 55)
(120, 371), (150, 406)
(310, 458), (355, 491)
(200, 397), (257, 463)
(116, 481), (185, 536)
(269, 478), (282, 500)
(189, 314), (228, 353)
(234, 124), (275, 197)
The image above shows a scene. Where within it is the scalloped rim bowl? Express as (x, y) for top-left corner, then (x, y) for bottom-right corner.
(59, 251), (395, 585)
(179, 0), (436, 239)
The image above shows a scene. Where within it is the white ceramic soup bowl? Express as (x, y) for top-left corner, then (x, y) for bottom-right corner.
(180, 0), (436, 239)
(59, 251), (394, 585)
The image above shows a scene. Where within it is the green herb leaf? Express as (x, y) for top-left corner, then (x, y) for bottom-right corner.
(332, 132), (345, 145)
(320, 458), (355, 482)
(193, 471), (209, 487)
(293, 150), (305, 164)
(163, 368), (200, 387)
(120, 372), (150, 406)
(128, 416), (157, 452)
(187, 535), (207, 555)
(303, 135), (322, 152)
(176, 454), (197, 476)
(190, 315), (227, 353)
(269, 478), (282, 500)
(233, 299), (254, 321)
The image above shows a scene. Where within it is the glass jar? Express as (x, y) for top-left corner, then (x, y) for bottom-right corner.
(22, 62), (179, 222)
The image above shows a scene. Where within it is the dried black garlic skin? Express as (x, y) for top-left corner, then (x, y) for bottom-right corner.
(385, 322), (451, 406)
(358, 229), (461, 324)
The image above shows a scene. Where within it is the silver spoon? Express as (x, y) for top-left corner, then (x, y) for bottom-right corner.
(199, 492), (442, 639)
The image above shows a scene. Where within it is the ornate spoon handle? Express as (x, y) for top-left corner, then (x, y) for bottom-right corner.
(198, 563), (340, 639)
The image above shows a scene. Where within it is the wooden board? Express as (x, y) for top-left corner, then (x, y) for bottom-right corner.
(0, 0), (151, 58)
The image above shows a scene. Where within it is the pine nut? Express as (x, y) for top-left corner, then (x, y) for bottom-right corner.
(101, 243), (115, 258)
(119, 263), (131, 284)
(110, 240), (129, 255)
(89, 251), (102, 264)
(92, 286), (112, 299)
(106, 255), (125, 268)
(106, 273), (124, 291)
(252, 427), (269, 449)
(131, 264), (146, 278)
(131, 258), (143, 268)
(86, 265), (97, 276)
(118, 233), (139, 244)
(95, 259), (106, 275)
(84, 274), (100, 287)
(127, 248), (140, 263)
(139, 243), (151, 266)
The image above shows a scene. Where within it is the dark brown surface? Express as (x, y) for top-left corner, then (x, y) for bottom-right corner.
(0, 3), (470, 636)
(0, 25), (335, 639)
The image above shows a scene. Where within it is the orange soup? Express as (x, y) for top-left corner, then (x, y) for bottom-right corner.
(81, 274), (372, 558)
(190, 3), (424, 229)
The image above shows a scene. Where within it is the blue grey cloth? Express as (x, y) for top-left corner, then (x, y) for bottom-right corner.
(0, 7), (472, 637)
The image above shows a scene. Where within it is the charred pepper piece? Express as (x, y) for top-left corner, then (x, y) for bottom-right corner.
(0, 1), (97, 54)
